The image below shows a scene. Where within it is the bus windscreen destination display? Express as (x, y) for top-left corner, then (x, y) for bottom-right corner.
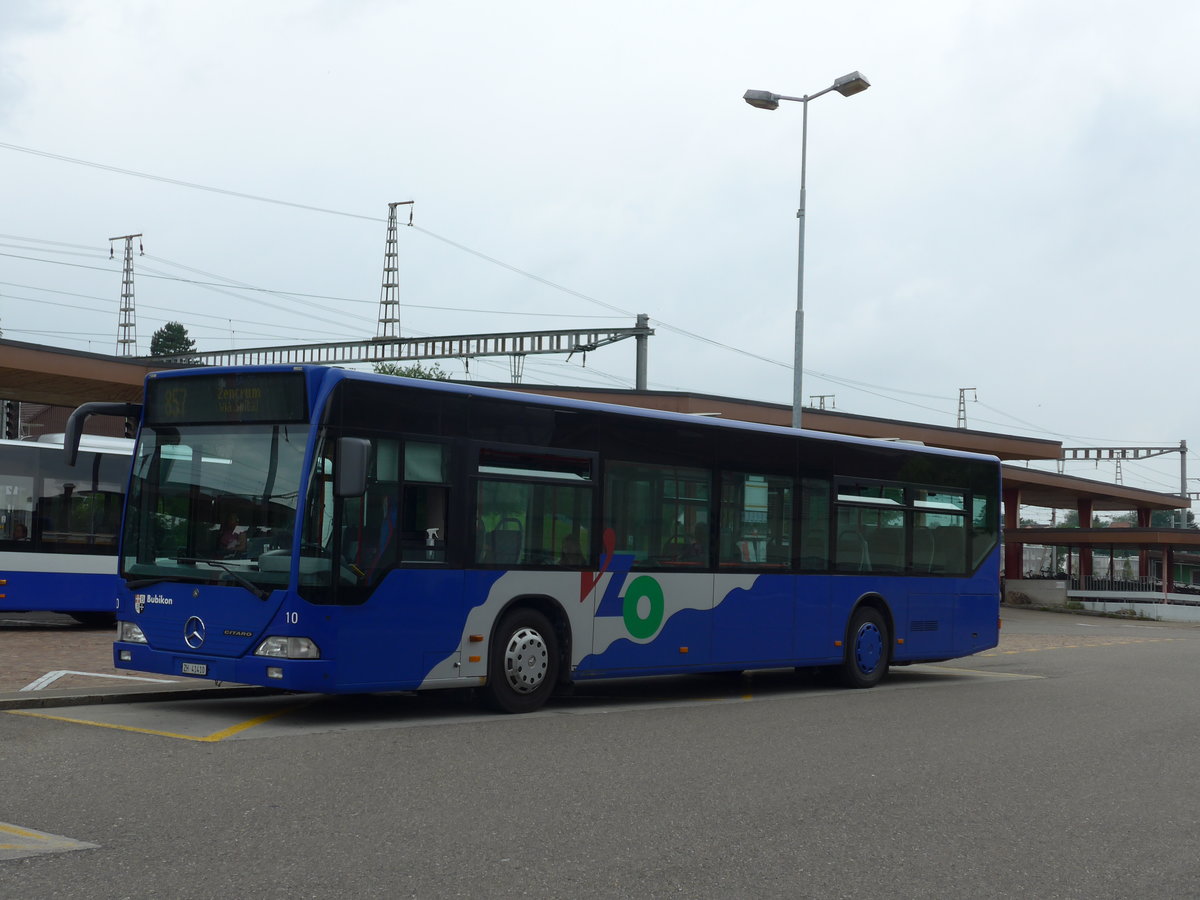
(146, 372), (309, 425)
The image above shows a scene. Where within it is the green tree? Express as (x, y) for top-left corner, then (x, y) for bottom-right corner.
(1151, 509), (1196, 529)
(150, 321), (197, 358)
(1104, 510), (1196, 529)
(372, 361), (452, 380)
(1055, 511), (1104, 528)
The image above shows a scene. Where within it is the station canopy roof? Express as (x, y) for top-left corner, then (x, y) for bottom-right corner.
(1, 341), (1187, 519)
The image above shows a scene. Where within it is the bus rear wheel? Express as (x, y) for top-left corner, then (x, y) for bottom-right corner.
(840, 606), (889, 689)
(484, 608), (560, 714)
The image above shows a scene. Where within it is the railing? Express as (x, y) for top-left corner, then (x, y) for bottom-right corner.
(1076, 575), (1160, 594)
(1069, 575), (1200, 600)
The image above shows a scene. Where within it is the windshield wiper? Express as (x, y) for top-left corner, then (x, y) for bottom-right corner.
(175, 558), (271, 601)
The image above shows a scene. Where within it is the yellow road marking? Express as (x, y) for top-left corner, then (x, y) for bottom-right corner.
(6, 699), (315, 742)
(0, 823), (47, 839)
(0, 822), (99, 859)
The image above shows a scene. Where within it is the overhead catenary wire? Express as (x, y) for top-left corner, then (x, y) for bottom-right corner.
(0, 145), (901, 383)
(2, 246), (1186, 443)
(0, 252), (625, 320)
(0, 149), (1009, 418)
(0, 142), (1191, 483)
(0, 291), (360, 343)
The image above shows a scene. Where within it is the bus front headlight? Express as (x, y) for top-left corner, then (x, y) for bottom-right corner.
(118, 621), (148, 644)
(254, 636), (320, 659)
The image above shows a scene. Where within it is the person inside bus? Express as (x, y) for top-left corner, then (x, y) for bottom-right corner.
(558, 531), (587, 567)
(684, 521), (709, 563)
(12, 522), (28, 541)
(218, 513), (246, 558)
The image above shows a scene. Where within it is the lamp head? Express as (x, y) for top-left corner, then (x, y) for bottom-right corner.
(833, 71), (870, 97)
(743, 89), (780, 111)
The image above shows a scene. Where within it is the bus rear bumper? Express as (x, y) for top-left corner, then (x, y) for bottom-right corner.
(114, 642), (336, 692)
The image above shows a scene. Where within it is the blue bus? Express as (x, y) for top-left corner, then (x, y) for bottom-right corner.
(1, 434), (133, 625)
(67, 366), (1001, 711)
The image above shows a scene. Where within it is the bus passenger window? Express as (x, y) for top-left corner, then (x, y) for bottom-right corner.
(930, 520), (967, 574)
(914, 489), (967, 575)
(719, 472), (793, 568)
(605, 461), (710, 569)
(971, 494), (998, 570)
(834, 483), (906, 574)
(398, 440), (450, 563)
(474, 445), (594, 568)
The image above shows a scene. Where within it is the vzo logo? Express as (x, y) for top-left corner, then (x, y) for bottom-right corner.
(621, 575), (665, 639)
(585, 529), (667, 641)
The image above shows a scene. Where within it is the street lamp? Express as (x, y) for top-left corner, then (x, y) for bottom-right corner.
(743, 71), (870, 429)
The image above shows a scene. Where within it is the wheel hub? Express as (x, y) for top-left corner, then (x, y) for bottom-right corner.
(854, 622), (883, 674)
(503, 626), (549, 694)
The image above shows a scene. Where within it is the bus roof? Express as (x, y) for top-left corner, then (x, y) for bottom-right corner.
(146, 364), (1001, 465)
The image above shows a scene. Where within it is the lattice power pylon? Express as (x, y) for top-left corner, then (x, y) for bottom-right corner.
(957, 387), (977, 429)
(375, 202), (413, 340)
(110, 233), (144, 356)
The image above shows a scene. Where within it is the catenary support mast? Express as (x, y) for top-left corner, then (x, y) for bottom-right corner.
(110, 233), (143, 356)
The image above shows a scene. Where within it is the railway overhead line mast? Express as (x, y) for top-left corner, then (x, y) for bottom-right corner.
(147, 317), (655, 388)
(142, 201), (654, 387)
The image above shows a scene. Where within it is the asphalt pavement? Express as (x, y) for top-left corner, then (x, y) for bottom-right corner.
(9, 605), (1200, 899)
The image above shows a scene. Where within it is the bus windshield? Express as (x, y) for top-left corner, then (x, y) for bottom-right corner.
(122, 423), (311, 589)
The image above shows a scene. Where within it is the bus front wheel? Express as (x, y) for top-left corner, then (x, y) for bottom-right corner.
(484, 608), (560, 713)
(840, 606), (889, 689)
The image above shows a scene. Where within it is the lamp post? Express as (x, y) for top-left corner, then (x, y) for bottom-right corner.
(743, 71), (870, 429)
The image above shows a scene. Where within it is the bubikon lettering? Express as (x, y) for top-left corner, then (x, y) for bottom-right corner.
(134, 593), (173, 614)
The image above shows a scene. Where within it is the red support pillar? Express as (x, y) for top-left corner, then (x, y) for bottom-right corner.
(1003, 486), (1022, 580)
(1164, 545), (1175, 599)
(1078, 499), (1094, 578)
(1138, 508), (1151, 578)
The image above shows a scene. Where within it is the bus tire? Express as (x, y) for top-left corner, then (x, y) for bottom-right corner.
(484, 608), (560, 714)
(839, 606), (889, 689)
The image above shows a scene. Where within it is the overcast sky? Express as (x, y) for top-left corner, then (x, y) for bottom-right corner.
(2, 0), (1198, 499)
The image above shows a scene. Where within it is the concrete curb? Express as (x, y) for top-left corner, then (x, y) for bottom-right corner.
(0, 683), (278, 712)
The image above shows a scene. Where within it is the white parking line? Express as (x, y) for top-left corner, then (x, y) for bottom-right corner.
(21, 670), (177, 691)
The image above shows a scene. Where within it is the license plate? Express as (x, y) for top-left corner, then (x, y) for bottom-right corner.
(181, 662), (208, 676)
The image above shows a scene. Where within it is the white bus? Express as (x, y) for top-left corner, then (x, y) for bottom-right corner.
(0, 433), (132, 624)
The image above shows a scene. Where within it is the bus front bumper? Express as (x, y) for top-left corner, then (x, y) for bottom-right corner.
(114, 642), (337, 692)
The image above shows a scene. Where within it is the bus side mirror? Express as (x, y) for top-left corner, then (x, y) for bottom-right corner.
(64, 402), (142, 466)
(334, 437), (371, 498)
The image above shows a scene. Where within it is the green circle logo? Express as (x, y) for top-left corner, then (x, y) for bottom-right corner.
(623, 576), (664, 639)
